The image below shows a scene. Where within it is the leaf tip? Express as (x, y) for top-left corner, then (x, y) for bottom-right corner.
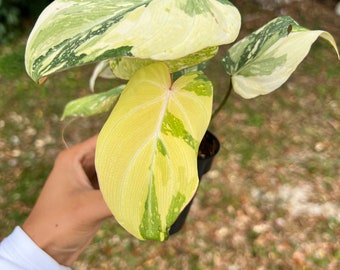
(38, 76), (48, 85)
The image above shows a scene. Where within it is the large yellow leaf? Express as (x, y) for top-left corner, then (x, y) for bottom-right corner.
(95, 63), (213, 241)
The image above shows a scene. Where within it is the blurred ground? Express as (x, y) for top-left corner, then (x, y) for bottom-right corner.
(0, 1), (339, 269)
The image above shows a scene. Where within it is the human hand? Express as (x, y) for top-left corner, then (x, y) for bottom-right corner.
(22, 135), (111, 266)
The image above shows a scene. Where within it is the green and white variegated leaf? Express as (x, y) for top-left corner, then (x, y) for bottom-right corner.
(25, 0), (241, 83)
(89, 46), (217, 90)
(222, 16), (340, 99)
(95, 63), (213, 241)
(109, 46), (218, 80)
(61, 85), (125, 120)
(172, 61), (209, 81)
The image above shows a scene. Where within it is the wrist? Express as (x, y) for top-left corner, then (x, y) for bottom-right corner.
(22, 220), (79, 266)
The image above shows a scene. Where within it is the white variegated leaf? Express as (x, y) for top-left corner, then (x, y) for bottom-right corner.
(25, 0), (241, 82)
(109, 46), (218, 80)
(223, 16), (340, 99)
(61, 85), (125, 119)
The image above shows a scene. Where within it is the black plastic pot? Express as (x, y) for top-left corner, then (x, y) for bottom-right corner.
(169, 130), (220, 235)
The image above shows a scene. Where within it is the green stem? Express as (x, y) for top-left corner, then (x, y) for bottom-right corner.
(211, 79), (232, 120)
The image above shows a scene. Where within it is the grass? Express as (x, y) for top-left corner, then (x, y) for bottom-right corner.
(1, 1), (340, 269)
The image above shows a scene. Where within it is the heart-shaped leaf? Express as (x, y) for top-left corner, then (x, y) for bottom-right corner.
(222, 16), (340, 99)
(109, 46), (218, 80)
(95, 62), (213, 240)
(89, 46), (217, 91)
(25, 0), (241, 82)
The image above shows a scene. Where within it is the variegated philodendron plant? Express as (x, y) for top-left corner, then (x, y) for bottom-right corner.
(25, 0), (339, 241)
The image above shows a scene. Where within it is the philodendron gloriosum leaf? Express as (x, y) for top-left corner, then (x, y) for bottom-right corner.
(90, 47), (218, 91)
(61, 85), (125, 120)
(109, 46), (219, 80)
(222, 16), (340, 99)
(25, 0), (241, 82)
(95, 63), (213, 241)
(89, 46), (218, 90)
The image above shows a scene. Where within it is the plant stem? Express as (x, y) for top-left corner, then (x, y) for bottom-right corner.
(211, 79), (232, 120)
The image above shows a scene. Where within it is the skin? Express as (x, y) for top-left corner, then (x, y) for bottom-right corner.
(22, 135), (112, 266)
